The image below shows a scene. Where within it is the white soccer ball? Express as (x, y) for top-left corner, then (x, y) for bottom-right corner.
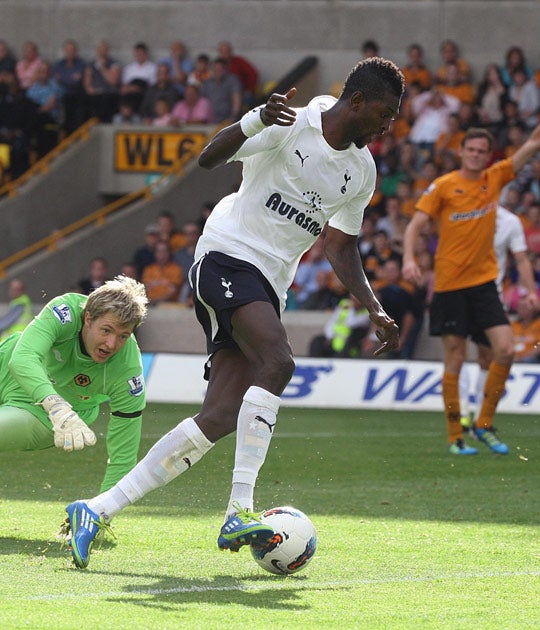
(250, 506), (317, 575)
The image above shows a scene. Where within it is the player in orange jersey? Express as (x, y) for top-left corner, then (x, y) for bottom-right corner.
(402, 124), (540, 455)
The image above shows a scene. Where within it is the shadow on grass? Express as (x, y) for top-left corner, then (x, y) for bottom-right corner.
(79, 569), (322, 611)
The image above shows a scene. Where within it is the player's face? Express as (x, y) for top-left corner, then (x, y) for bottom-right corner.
(81, 312), (134, 363)
(459, 138), (491, 172)
(352, 93), (401, 149)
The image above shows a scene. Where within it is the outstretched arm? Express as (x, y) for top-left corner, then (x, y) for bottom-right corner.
(512, 124), (540, 173)
(198, 87), (297, 170)
(324, 226), (399, 356)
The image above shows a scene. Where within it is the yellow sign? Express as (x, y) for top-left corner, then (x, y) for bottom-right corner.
(115, 131), (207, 172)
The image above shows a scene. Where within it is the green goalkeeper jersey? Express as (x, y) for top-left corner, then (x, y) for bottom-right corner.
(0, 292), (145, 491)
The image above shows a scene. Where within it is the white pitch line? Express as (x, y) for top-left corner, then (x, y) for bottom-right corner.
(140, 431), (442, 440)
(24, 570), (540, 601)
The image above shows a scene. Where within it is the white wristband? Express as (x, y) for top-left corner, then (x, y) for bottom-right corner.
(240, 107), (266, 138)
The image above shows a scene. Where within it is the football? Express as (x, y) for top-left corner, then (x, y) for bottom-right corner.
(250, 506), (317, 575)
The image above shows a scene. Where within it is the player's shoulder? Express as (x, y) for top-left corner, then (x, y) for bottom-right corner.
(44, 293), (86, 326)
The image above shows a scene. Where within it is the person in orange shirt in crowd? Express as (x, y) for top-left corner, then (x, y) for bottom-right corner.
(142, 240), (183, 304)
(437, 61), (475, 105)
(522, 201), (540, 255)
(403, 124), (540, 455)
(401, 43), (432, 92)
(434, 112), (465, 166)
(435, 39), (471, 83)
(511, 292), (540, 362)
(157, 210), (185, 253)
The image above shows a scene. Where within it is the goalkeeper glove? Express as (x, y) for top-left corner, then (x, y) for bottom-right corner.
(41, 395), (97, 452)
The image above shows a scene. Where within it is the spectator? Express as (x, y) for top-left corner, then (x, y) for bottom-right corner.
(217, 40), (259, 109)
(523, 201), (540, 255)
(501, 46), (533, 88)
(434, 112), (465, 167)
(376, 195), (405, 243)
(0, 40), (17, 75)
(83, 40), (121, 122)
(133, 222), (160, 278)
(401, 43), (432, 93)
(509, 67), (540, 130)
(188, 53), (211, 86)
(358, 212), (378, 257)
(363, 229), (402, 282)
(15, 40), (43, 90)
(0, 278), (34, 343)
(196, 200), (215, 232)
(412, 159), (438, 198)
(142, 240), (183, 304)
(120, 42), (157, 111)
(361, 39), (380, 58)
(0, 71), (37, 179)
(171, 79), (215, 125)
(112, 96), (142, 124)
(308, 294), (371, 358)
(157, 210), (185, 252)
(159, 40), (194, 94)
(150, 96), (174, 127)
(511, 293), (540, 362)
(502, 122), (527, 159)
(201, 57), (242, 123)
(173, 221), (202, 303)
(371, 258), (418, 359)
(437, 61), (475, 105)
(409, 87), (460, 161)
(120, 262), (138, 281)
(435, 39), (471, 83)
(476, 63), (509, 137)
(300, 269), (349, 311)
(26, 62), (63, 157)
(78, 257), (109, 295)
(525, 157), (540, 201)
(292, 236), (332, 308)
(139, 62), (180, 121)
(52, 38), (88, 134)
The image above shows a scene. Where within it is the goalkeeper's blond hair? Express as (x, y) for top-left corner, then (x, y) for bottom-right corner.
(84, 275), (149, 328)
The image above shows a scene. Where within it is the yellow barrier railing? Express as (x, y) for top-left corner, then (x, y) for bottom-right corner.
(0, 124), (215, 279)
(0, 118), (100, 199)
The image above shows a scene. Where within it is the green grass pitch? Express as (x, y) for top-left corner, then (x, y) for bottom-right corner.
(1, 404), (539, 629)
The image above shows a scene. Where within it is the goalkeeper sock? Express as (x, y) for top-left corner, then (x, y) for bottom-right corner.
(475, 362), (510, 430)
(225, 386), (280, 520)
(88, 417), (213, 519)
(442, 371), (462, 444)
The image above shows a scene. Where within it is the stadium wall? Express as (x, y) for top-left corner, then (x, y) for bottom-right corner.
(1, 1), (539, 96)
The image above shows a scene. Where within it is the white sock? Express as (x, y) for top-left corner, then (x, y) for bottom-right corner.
(225, 385), (281, 520)
(475, 368), (488, 415)
(87, 417), (213, 519)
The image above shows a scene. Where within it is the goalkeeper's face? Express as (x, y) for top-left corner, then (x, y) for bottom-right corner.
(81, 312), (135, 363)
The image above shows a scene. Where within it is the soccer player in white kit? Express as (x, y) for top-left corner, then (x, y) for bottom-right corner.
(459, 204), (538, 424)
(65, 57), (404, 569)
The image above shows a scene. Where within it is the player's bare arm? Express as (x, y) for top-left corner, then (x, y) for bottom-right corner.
(198, 88), (297, 169)
(511, 123), (540, 173)
(402, 210), (431, 285)
(323, 226), (399, 355)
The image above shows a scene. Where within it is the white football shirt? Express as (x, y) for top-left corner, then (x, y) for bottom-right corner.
(195, 95), (377, 310)
(494, 205), (527, 293)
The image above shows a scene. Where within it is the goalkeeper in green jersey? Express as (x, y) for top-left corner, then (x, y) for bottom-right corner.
(0, 275), (148, 492)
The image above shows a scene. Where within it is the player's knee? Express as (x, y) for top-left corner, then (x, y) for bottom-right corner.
(260, 348), (295, 393)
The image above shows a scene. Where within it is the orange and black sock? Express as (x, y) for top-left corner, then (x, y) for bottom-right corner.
(475, 362), (511, 430)
(442, 371), (461, 444)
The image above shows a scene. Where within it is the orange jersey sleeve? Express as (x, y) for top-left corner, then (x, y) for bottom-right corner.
(416, 158), (515, 292)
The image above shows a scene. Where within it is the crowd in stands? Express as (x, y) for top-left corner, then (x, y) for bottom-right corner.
(2, 35), (540, 360)
(0, 37), (258, 182)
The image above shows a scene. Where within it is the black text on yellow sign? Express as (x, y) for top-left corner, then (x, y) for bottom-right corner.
(115, 131), (207, 172)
